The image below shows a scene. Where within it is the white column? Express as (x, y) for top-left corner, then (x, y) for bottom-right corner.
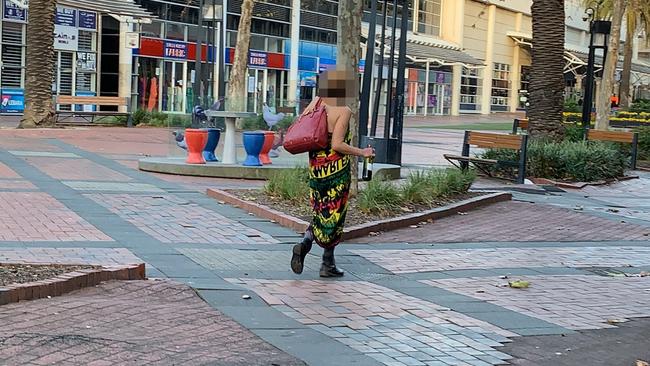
(480, 5), (496, 115)
(288, 0), (300, 110)
(451, 64), (462, 116)
(214, 22), (220, 100)
(509, 13), (522, 113)
(423, 62), (430, 117)
(118, 20), (134, 113)
(262, 68), (268, 104)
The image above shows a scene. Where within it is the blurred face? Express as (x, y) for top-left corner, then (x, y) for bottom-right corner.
(318, 68), (357, 106)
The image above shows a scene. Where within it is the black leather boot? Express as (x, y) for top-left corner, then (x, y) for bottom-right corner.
(320, 247), (344, 278)
(291, 228), (313, 274)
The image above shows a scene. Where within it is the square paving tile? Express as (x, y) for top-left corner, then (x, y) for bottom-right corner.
(25, 157), (131, 181)
(62, 181), (164, 193)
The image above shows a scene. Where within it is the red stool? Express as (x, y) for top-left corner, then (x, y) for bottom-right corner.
(185, 129), (208, 164)
(259, 131), (275, 165)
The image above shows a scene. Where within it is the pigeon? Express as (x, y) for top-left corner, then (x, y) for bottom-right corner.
(172, 130), (187, 150)
(262, 103), (285, 130)
(209, 97), (224, 111)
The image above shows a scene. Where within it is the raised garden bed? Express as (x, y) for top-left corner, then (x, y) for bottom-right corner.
(0, 263), (145, 306)
(207, 188), (511, 240)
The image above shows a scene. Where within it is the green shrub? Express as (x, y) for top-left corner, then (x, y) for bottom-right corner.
(564, 98), (581, 113)
(132, 109), (150, 126)
(634, 126), (650, 160)
(358, 179), (404, 214)
(264, 167), (309, 202)
(564, 124), (586, 142)
(481, 140), (626, 182)
(241, 114), (267, 131)
(430, 168), (476, 197)
(401, 171), (433, 204)
(630, 99), (650, 113)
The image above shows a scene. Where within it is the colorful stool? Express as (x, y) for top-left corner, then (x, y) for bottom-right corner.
(185, 129), (208, 164)
(242, 131), (265, 166)
(202, 128), (221, 162)
(259, 131), (275, 165)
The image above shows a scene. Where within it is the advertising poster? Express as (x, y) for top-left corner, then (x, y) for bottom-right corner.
(78, 10), (97, 30)
(55, 7), (76, 26)
(54, 25), (78, 51)
(164, 41), (187, 59)
(0, 88), (25, 114)
(249, 51), (267, 68)
(3, 0), (26, 21)
(76, 52), (96, 72)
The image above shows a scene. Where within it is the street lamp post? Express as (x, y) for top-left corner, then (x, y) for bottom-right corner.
(581, 5), (611, 130)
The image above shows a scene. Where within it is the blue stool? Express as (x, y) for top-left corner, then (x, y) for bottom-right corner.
(242, 131), (265, 166)
(202, 128), (221, 162)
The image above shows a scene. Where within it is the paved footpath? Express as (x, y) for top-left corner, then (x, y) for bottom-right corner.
(0, 126), (649, 366)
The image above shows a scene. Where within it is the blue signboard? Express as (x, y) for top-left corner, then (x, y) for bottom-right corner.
(55, 7), (77, 26)
(299, 72), (317, 87)
(74, 91), (97, 112)
(249, 51), (268, 68)
(0, 88), (25, 114)
(78, 11), (97, 30)
(3, 0), (26, 21)
(164, 41), (187, 59)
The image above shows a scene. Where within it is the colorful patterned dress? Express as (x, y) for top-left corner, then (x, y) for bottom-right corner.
(308, 132), (351, 249)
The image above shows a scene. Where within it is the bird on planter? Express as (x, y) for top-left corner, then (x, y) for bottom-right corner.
(209, 97), (224, 111)
(262, 103), (285, 130)
(172, 130), (187, 150)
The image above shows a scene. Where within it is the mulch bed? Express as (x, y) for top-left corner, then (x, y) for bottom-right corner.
(0, 264), (99, 287)
(226, 189), (482, 227)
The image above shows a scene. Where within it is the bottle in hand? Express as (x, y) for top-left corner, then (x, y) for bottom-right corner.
(362, 146), (373, 181)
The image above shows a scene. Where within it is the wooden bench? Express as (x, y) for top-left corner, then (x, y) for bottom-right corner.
(445, 131), (529, 184)
(512, 118), (529, 134)
(276, 106), (296, 116)
(585, 129), (639, 170)
(55, 96), (131, 126)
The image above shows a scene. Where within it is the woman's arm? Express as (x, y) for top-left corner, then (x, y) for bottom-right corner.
(331, 108), (374, 158)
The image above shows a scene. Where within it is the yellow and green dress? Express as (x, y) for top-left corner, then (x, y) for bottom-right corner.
(308, 132), (351, 249)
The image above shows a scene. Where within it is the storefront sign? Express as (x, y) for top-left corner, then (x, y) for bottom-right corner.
(299, 72), (317, 87)
(3, 0), (27, 21)
(249, 51), (267, 67)
(54, 25), (78, 51)
(76, 52), (96, 72)
(0, 88), (24, 114)
(125, 32), (140, 49)
(78, 10), (97, 30)
(164, 41), (187, 59)
(55, 7), (76, 26)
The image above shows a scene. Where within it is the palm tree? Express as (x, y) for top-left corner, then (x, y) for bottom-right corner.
(595, 0), (627, 130)
(19, 0), (57, 128)
(227, 0), (255, 112)
(528, 0), (566, 140)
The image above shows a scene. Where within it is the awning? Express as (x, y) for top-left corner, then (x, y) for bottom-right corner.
(361, 26), (484, 68)
(57, 0), (154, 20)
(507, 31), (650, 76)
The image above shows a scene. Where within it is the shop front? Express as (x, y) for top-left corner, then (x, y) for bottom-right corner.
(406, 67), (453, 115)
(135, 37), (213, 114)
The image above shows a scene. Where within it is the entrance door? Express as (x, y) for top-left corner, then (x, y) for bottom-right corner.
(163, 61), (186, 113)
(248, 69), (262, 113)
(431, 84), (445, 115)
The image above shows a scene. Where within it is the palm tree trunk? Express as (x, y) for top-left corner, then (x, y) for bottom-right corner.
(337, 0), (361, 195)
(227, 0), (254, 113)
(19, 0), (57, 128)
(528, 0), (566, 141)
(620, 4), (636, 108)
(596, 0), (627, 130)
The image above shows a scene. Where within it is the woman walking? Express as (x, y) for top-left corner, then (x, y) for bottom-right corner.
(290, 69), (375, 278)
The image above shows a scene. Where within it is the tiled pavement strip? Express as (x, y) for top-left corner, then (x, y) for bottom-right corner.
(1, 129), (650, 365)
(350, 246), (650, 274)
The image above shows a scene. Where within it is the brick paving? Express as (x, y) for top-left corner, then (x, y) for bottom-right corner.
(423, 275), (650, 330)
(351, 201), (650, 243)
(228, 278), (516, 366)
(0, 162), (20, 179)
(0, 180), (37, 190)
(24, 157), (132, 182)
(86, 194), (278, 244)
(0, 280), (305, 366)
(0, 192), (112, 242)
(179, 248), (322, 271)
(62, 181), (164, 193)
(0, 248), (140, 266)
(351, 246), (650, 274)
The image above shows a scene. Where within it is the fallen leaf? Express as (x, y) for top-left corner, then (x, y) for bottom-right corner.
(457, 212), (468, 216)
(499, 275), (509, 279)
(242, 295), (251, 300)
(508, 280), (530, 289)
(607, 208), (620, 213)
(409, 225), (419, 229)
(369, 231), (380, 236)
(574, 206), (584, 211)
(636, 360), (649, 366)
(607, 319), (625, 325)
(640, 271), (650, 277)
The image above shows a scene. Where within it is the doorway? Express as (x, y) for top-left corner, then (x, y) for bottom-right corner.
(163, 61), (186, 113)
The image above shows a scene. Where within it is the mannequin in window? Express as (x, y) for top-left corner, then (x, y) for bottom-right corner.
(175, 80), (184, 112)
